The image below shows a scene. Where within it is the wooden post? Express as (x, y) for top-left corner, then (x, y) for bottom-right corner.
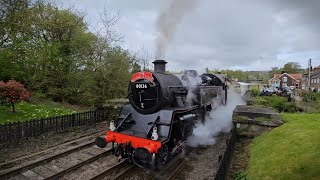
(40, 119), (44, 135)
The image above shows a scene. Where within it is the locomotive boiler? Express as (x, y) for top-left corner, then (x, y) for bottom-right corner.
(95, 60), (227, 169)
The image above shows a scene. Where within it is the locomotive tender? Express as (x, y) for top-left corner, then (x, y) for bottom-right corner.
(95, 60), (227, 169)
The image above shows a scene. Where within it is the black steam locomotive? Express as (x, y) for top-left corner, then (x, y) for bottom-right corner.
(96, 60), (227, 169)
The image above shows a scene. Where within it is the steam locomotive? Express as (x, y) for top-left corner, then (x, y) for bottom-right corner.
(95, 60), (227, 169)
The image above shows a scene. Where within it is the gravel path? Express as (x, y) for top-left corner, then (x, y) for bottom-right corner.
(177, 134), (229, 180)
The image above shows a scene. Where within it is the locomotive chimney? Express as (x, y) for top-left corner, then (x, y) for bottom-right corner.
(152, 59), (167, 73)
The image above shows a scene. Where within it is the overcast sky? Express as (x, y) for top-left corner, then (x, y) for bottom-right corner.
(58, 0), (320, 72)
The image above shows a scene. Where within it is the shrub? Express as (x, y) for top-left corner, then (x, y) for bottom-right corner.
(251, 95), (301, 113)
(0, 80), (31, 112)
(235, 170), (247, 180)
(249, 88), (261, 97)
(270, 97), (286, 112)
(283, 102), (301, 113)
(301, 92), (320, 102)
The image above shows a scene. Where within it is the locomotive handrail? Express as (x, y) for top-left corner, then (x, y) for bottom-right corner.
(147, 116), (160, 138)
(115, 112), (132, 131)
(167, 86), (186, 93)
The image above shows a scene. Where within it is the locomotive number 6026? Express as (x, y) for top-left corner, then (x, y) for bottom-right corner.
(136, 84), (148, 89)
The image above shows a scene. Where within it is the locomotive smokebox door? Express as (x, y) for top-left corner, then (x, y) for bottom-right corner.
(129, 72), (160, 114)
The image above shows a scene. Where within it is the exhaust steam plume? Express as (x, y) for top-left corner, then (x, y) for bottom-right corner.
(187, 90), (246, 147)
(155, 0), (199, 59)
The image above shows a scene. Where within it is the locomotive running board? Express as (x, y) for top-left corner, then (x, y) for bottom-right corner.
(116, 105), (200, 143)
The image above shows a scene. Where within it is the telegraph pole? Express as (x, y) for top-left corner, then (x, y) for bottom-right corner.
(308, 59), (311, 89)
(308, 58), (312, 101)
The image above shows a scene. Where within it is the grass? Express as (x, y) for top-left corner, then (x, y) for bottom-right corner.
(0, 101), (77, 124)
(247, 113), (320, 180)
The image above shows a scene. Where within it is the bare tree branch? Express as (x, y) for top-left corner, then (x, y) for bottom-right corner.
(97, 4), (124, 45)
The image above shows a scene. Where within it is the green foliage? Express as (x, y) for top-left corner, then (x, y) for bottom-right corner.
(210, 69), (248, 82)
(235, 170), (247, 180)
(251, 95), (300, 113)
(0, 101), (76, 124)
(249, 88), (260, 97)
(301, 92), (320, 102)
(283, 62), (302, 73)
(0, 1), (136, 107)
(209, 69), (268, 83)
(247, 113), (320, 179)
(269, 62), (303, 77)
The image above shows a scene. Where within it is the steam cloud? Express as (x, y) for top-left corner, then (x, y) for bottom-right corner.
(187, 90), (246, 147)
(155, 0), (199, 58)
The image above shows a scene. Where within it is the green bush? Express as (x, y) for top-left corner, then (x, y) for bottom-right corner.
(32, 92), (47, 99)
(283, 102), (301, 113)
(249, 88), (261, 97)
(251, 95), (301, 113)
(271, 98), (285, 112)
(301, 92), (320, 102)
(235, 170), (247, 180)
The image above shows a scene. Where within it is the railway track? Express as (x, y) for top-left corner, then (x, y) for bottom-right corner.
(0, 130), (105, 170)
(110, 147), (196, 180)
(90, 160), (134, 180)
(1, 134), (206, 180)
(0, 130), (138, 180)
(150, 148), (196, 180)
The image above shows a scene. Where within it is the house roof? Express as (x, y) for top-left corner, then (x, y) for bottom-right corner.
(311, 71), (320, 78)
(237, 82), (249, 86)
(269, 77), (280, 81)
(314, 65), (320, 70)
(274, 73), (302, 80)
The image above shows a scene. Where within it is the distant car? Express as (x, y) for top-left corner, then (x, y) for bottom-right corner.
(260, 87), (274, 96)
(278, 86), (293, 97)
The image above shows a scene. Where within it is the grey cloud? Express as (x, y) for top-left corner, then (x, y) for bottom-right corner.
(163, 0), (320, 70)
(60, 0), (320, 70)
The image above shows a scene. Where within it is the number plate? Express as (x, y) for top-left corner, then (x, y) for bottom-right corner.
(136, 84), (148, 89)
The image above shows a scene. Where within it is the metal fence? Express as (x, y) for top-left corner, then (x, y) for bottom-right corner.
(0, 109), (111, 145)
(215, 129), (236, 180)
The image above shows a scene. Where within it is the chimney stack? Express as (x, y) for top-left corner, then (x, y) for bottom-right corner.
(152, 60), (167, 73)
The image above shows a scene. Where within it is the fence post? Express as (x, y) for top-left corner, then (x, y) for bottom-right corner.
(55, 116), (58, 132)
(0, 124), (3, 144)
(40, 119), (44, 135)
(72, 114), (75, 127)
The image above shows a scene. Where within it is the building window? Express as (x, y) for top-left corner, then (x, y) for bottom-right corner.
(282, 77), (287, 82)
(317, 78), (320, 83)
(283, 82), (287, 87)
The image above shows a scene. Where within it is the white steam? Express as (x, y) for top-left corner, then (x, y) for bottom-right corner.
(187, 90), (246, 147)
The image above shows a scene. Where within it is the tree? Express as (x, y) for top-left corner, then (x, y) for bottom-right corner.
(0, 80), (31, 112)
(0, 0), (135, 107)
(282, 62), (302, 73)
(269, 62), (302, 78)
